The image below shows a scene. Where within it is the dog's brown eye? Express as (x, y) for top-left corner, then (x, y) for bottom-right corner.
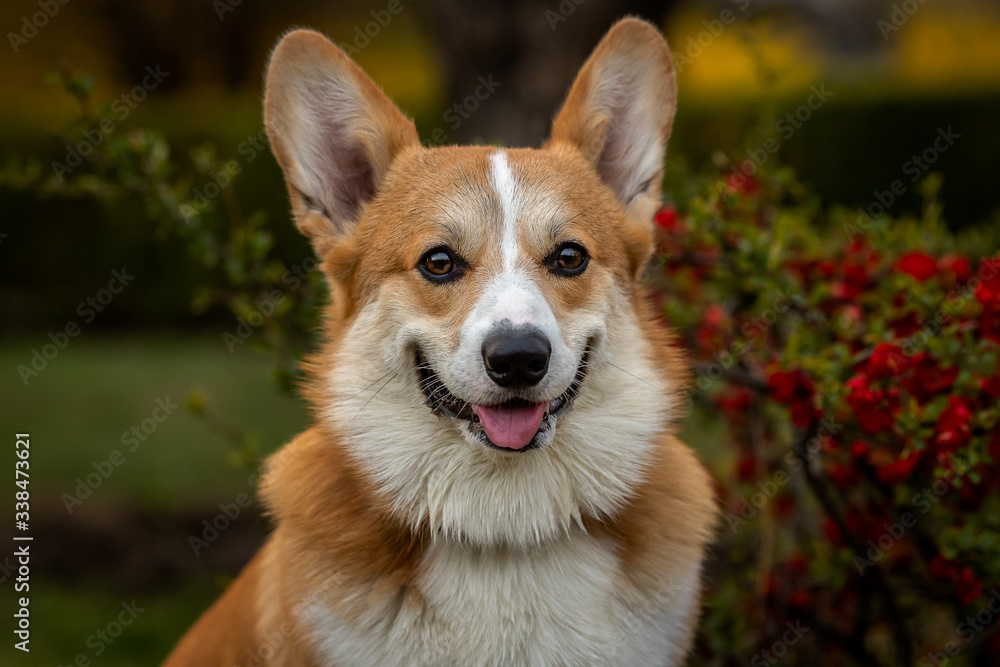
(557, 247), (584, 270)
(424, 251), (453, 275)
(549, 243), (589, 276)
(418, 246), (464, 283)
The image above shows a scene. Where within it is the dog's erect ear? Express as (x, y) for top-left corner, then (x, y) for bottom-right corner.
(264, 30), (419, 255)
(547, 18), (677, 215)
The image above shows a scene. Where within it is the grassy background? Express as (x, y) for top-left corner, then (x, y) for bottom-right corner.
(4, 583), (217, 666)
(0, 337), (307, 665)
(0, 336), (307, 506)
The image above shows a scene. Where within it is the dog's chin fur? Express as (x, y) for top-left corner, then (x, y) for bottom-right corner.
(322, 290), (676, 548)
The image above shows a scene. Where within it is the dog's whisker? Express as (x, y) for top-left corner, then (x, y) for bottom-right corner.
(344, 371), (394, 401)
(351, 373), (399, 421)
(590, 349), (657, 388)
(417, 377), (439, 391)
(425, 389), (451, 406)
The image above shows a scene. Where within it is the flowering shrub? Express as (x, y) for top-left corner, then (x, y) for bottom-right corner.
(653, 166), (1000, 665)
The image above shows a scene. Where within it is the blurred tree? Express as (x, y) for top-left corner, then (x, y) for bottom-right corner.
(91, 0), (320, 91)
(413, 0), (677, 146)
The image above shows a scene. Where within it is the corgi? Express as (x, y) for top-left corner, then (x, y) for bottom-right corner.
(164, 17), (716, 667)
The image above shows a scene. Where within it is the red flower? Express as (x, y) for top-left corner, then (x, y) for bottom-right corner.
(976, 283), (999, 310)
(787, 554), (808, 576)
(769, 370), (805, 402)
(694, 305), (727, 353)
(935, 396), (973, 451)
(954, 565), (983, 606)
(827, 462), (856, 486)
(775, 496), (794, 517)
(768, 369), (820, 427)
(716, 387), (752, 413)
(980, 376), (1000, 401)
(764, 574), (779, 599)
(929, 554), (956, 580)
(958, 475), (983, 504)
(980, 308), (1000, 344)
(868, 343), (909, 378)
(897, 252), (938, 281)
(845, 374), (899, 434)
(877, 450), (921, 486)
(939, 254), (971, 282)
(844, 263), (870, 295)
(904, 353), (957, 403)
(974, 257), (1000, 312)
(831, 261), (871, 301)
(789, 402), (818, 428)
(847, 238), (868, 255)
(839, 304), (862, 327)
(704, 304), (724, 327)
(850, 441), (870, 461)
(725, 171), (760, 196)
(654, 206), (686, 232)
(788, 589), (811, 609)
(890, 311), (922, 338)
(736, 456), (756, 482)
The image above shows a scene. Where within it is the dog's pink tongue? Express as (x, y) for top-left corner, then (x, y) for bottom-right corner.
(474, 402), (547, 450)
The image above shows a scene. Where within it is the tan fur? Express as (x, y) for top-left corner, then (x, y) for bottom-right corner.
(164, 18), (716, 667)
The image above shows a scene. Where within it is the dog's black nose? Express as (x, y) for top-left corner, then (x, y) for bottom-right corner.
(482, 326), (551, 388)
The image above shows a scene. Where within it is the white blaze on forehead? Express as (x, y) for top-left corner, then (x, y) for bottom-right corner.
(489, 150), (521, 272)
(482, 149), (547, 331)
(442, 149), (577, 402)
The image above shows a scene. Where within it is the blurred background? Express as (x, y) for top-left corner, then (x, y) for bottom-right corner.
(1, 0), (999, 664)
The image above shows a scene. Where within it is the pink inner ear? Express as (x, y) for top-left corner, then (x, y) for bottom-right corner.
(588, 57), (674, 206)
(265, 29), (419, 247)
(328, 143), (376, 229)
(546, 20), (676, 207)
(294, 80), (379, 232)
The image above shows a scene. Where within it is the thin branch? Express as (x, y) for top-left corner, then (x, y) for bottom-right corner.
(793, 423), (914, 666)
(689, 362), (770, 392)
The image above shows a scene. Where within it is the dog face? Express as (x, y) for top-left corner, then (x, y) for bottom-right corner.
(265, 19), (684, 546)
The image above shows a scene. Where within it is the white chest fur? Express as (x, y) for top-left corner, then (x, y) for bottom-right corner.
(301, 531), (700, 667)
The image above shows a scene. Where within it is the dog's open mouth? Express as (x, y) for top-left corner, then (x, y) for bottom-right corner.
(415, 347), (590, 453)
